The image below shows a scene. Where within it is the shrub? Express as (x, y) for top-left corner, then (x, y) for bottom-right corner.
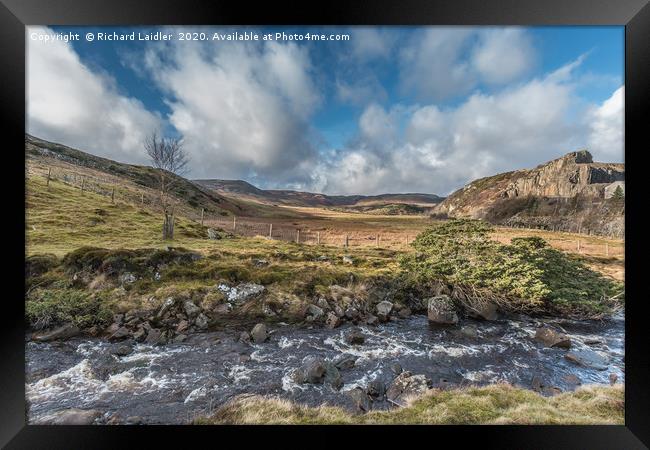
(26, 288), (113, 329)
(400, 219), (623, 316)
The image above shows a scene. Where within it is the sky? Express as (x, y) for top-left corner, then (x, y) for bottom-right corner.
(26, 26), (624, 196)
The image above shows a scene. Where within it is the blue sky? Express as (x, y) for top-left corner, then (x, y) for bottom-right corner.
(28, 26), (624, 195)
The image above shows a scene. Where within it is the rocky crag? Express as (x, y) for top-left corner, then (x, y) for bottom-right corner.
(434, 150), (625, 237)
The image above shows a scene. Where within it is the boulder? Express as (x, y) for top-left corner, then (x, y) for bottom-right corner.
(207, 228), (223, 240)
(37, 408), (101, 425)
(119, 272), (137, 285)
(386, 372), (430, 406)
(32, 323), (80, 342)
(342, 255), (354, 265)
(398, 307), (412, 319)
(367, 380), (385, 399)
(156, 297), (175, 319)
(345, 328), (365, 345)
(326, 312), (341, 329)
(132, 327), (146, 342)
(376, 301), (393, 317)
(334, 305), (345, 318)
(365, 315), (379, 326)
(390, 363), (403, 376)
(176, 320), (189, 333)
(347, 388), (371, 412)
(183, 301), (201, 319)
(333, 354), (357, 370)
(324, 364), (343, 390)
(109, 326), (131, 341)
(112, 343), (133, 357)
(316, 297), (330, 311)
(218, 283), (265, 304)
(306, 304), (324, 320)
(609, 373), (618, 385)
(345, 307), (360, 320)
(194, 313), (209, 330)
(303, 358), (328, 384)
(466, 301), (498, 321)
(250, 323), (268, 343)
(145, 328), (164, 345)
(565, 350), (609, 370)
(427, 295), (459, 325)
(535, 326), (571, 349)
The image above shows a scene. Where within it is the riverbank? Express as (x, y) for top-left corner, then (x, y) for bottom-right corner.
(196, 384), (624, 425)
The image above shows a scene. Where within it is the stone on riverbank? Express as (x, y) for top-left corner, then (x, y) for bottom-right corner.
(427, 295), (458, 325)
(535, 326), (571, 349)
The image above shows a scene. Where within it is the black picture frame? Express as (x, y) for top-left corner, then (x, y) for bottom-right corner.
(1, 0), (648, 447)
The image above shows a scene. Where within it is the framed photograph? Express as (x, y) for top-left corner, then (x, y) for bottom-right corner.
(2, 0), (648, 447)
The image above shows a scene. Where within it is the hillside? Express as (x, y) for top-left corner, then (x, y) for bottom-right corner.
(194, 179), (443, 208)
(434, 150), (625, 237)
(26, 135), (304, 219)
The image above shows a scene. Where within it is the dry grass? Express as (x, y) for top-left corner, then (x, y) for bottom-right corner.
(196, 384), (624, 425)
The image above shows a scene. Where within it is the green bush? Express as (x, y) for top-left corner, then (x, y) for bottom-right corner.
(400, 219), (623, 316)
(26, 288), (113, 329)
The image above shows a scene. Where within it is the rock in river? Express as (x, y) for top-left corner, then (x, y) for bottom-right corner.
(535, 326), (571, 349)
(565, 349), (609, 370)
(386, 371), (431, 406)
(347, 387), (371, 412)
(345, 328), (365, 345)
(36, 408), (101, 425)
(427, 295), (459, 325)
(250, 323), (268, 343)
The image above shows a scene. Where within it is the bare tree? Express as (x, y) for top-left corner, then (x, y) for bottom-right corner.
(144, 131), (189, 240)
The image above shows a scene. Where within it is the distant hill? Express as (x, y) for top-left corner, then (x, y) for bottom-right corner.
(25, 134), (304, 219)
(434, 150), (625, 237)
(194, 179), (444, 208)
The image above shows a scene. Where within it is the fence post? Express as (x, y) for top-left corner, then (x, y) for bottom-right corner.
(81, 176), (86, 194)
(111, 187), (115, 203)
(233, 215), (237, 231)
(605, 243), (609, 257)
(141, 193), (144, 205)
(296, 230), (300, 244)
(577, 240), (581, 253)
(317, 231), (320, 245)
(344, 234), (349, 248)
(46, 167), (51, 188)
(200, 208), (204, 226)
(376, 234), (380, 247)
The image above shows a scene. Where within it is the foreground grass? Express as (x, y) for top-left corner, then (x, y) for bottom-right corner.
(196, 384), (624, 425)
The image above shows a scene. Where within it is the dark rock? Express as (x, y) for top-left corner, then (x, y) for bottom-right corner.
(112, 343), (133, 357)
(345, 307), (359, 320)
(303, 358), (328, 384)
(156, 297), (175, 319)
(398, 307), (412, 318)
(347, 387), (371, 412)
(367, 380), (385, 398)
(306, 304), (325, 320)
(609, 373), (618, 385)
(365, 315), (379, 326)
(333, 354), (357, 370)
(132, 327), (146, 342)
(250, 323), (268, 343)
(32, 323), (80, 342)
(176, 320), (189, 333)
(535, 326), (571, 349)
(145, 328), (164, 345)
(345, 328), (365, 345)
(109, 326), (131, 341)
(324, 364), (343, 390)
(316, 297), (330, 310)
(427, 295), (459, 325)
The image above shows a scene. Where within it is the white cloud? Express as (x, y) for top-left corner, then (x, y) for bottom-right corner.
(27, 26), (162, 164)
(318, 57), (621, 196)
(348, 28), (395, 61)
(142, 37), (322, 188)
(398, 27), (537, 101)
(587, 85), (624, 162)
(472, 28), (535, 85)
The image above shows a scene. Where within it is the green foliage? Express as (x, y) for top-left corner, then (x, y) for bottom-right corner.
(400, 219), (623, 316)
(26, 288), (113, 329)
(612, 185), (625, 200)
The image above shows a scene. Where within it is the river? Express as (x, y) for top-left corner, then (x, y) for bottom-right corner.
(26, 311), (624, 424)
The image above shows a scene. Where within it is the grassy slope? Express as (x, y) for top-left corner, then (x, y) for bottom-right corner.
(197, 384), (624, 425)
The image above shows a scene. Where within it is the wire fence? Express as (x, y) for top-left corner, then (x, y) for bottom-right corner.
(28, 162), (625, 256)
